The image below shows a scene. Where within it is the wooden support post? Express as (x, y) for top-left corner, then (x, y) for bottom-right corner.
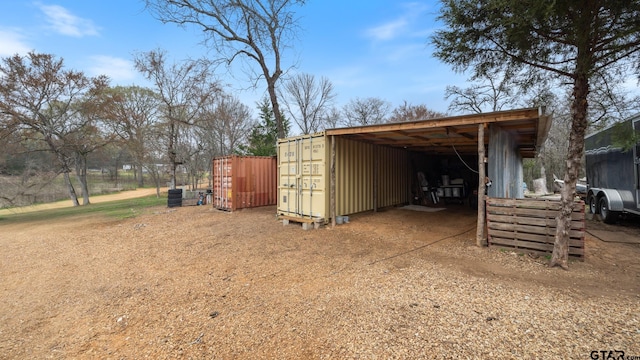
(476, 123), (487, 247)
(330, 135), (336, 227)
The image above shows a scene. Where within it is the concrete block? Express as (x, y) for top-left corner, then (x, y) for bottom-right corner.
(302, 222), (312, 231)
(282, 219), (289, 226)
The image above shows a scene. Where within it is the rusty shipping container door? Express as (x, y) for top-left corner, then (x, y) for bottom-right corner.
(212, 155), (277, 211)
(278, 133), (329, 222)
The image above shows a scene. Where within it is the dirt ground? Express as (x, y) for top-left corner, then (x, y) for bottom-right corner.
(1, 196), (639, 358)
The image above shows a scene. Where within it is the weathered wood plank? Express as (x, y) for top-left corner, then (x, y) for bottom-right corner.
(489, 239), (584, 258)
(488, 229), (584, 247)
(486, 213), (584, 229)
(486, 205), (585, 220)
(277, 215), (318, 223)
(489, 237), (585, 256)
(487, 197), (585, 210)
(485, 199), (566, 210)
(495, 247), (585, 260)
(487, 222), (584, 238)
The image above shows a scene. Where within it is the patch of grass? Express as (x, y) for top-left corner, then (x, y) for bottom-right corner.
(0, 195), (167, 225)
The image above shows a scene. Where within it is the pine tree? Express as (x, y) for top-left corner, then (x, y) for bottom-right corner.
(239, 98), (290, 156)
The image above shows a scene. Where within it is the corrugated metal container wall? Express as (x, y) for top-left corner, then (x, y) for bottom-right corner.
(336, 137), (410, 216)
(488, 124), (523, 199)
(336, 137), (373, 215)
(212, 155), (277, 211)
(278, 133), (330, 220)
(278, 134), (410, 222)
(374, 143), (411, 208)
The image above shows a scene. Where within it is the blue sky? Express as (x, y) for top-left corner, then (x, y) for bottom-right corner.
(0, 1), (468, 116)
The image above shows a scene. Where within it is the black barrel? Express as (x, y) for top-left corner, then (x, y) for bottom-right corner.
(167, 188), (183, 208)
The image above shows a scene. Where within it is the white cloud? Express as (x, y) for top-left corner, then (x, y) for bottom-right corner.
(0, 29), (32, 56)
(365, 2), (431, 41)
(87, 55), (137, 82)
(366, 19), (408, 41)
(38, 4), (99, 37)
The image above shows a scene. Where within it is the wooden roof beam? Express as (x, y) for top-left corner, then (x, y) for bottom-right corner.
(326, 108), (540, 136)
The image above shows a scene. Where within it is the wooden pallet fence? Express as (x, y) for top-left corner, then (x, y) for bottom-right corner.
(486, 197), (585, 260)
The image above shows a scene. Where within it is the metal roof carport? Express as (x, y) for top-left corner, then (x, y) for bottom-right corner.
(325, 107), (552, 245)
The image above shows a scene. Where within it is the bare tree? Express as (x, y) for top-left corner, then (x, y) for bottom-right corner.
(142, 127), (171, 193)
(586, 69), (640, 130)
(178, 93), (255, 189)
(0, 131), (59, 207)
(281, 73), (336, 134)
(341, 97), (391, 127)
(0, 52), (109, 206)
(197, 93), (253, 157)
(445, 82), (509, 114)
(321, 106), (342, 130)
(66, 108), (116, 205)
(104, 86), (161, 190)
(444, 67), (533, 114)
(388, 101), (446, 123)
(176, 126), (208, 190)
(134, 49), (220, 189)
(144, 0), (304, 139)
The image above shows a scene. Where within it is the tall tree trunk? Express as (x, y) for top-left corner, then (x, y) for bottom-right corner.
(170, 161), (177, 189)
(114, 157), (119, 188)
(63, 171), (80, 206)
(136, 159), (144, 188)
(145, 164), (161, 197)
(75, 154), (90, 206)
(57, 150), (79, 206)
(267, 74), (284, 139)
(169, 122), (177, 190)
(550, 73), (589, 269)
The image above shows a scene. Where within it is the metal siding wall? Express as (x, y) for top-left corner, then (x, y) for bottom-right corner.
(488, 125), (505, 198)
(254, 156), (278, 206)
(335, 138), (409, 215)
(515, 155), (524, 198)
(585, 119), (636, 192)
(377, 145), (410, 207)
(488, 125), (524, 199)
(336, 137), (374, 216)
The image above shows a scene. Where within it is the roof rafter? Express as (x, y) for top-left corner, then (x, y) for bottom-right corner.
(325, 108), (549, 158)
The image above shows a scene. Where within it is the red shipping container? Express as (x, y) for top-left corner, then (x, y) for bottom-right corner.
(212, 155), (277, 211)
